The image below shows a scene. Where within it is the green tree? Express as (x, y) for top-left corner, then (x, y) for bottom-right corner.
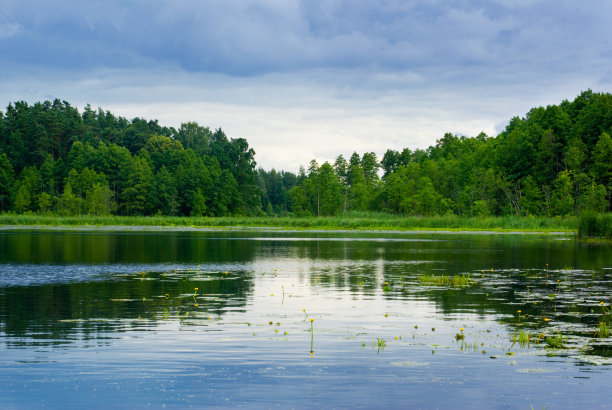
(592, 132), (612, 210)
(0, 152), (15, 210)
(13, 166), (41, 213)
(577, 183), (607, 213)
(191, 190), (207, 216)
(550, 171), (575, 216)
(153, 166), (179, 216)
(288, 185), (311, 216)
(37, 192), (54, 214)
(85, 183), (115, 215)
(518, 175), (542, 215)
(120, 156), (154, 215)
(176, 122), (211, 155)
(57, 182), (81, 216)
(318, 162), (343, 216)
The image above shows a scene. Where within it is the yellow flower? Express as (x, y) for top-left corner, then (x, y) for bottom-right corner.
(460, 328), (464, 331)
(194, 303), (199, 307)
(601, 302), (605, 305)
(194, 287), (198, 291)
(544, 318), (549, 322)
(302, 309), (306, 312)
(517, 310), (521, 313)
(270, 293), (274, 296)
(310, 318), (314, 322)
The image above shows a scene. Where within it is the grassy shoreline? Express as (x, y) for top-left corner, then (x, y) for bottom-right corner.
(0, 213), (578, 233)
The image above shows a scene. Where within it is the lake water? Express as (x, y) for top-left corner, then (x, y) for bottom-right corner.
(0, 229), (611, 408)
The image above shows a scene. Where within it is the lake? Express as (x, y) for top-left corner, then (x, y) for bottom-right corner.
(0, 229), (611, 408)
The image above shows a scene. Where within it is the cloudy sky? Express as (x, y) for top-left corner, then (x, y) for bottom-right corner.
(1, 1), (611, 171)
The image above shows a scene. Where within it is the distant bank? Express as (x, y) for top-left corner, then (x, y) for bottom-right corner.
(0, 213), (581, 234)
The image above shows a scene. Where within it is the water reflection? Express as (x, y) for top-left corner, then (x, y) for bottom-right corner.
(1, 230), (612, 408)
(0, 269), (253, 346)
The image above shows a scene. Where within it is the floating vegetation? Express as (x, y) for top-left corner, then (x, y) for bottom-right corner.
(309, 318), (315, 354)
(597, 303), (611, 338)
(511, 330), (531, 348)
(417, 273), (474, 287)
(373, 337), (387, 353)
(545, 333), (566, 349)
(455, 328), (465, 341)
(597, 321), (610, 338)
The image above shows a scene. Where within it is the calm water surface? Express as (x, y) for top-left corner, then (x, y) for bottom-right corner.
(0, 229), (611, 408)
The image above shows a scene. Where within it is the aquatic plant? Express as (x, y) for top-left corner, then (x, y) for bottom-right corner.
(511, 330), (530, 348)
(578, 212), (612, 238)
(545, 332), (566, 349)
(417, 273), (473, 287)
(309, 318), (315, 354)
(0, 213), (578, 233)
(455, 328), (465, 341)
(597, 321), (610, 338)
(372, 337), (386, 353)
(596, 302), (611, 338)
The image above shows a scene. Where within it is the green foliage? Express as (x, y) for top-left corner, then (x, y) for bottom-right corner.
(417, 274), (473, 287)
(550, 171), (575, 216)
(57, 182), (81, 216)
(545, 333), (566, 349)
(0, 152), (15, 210)
(578, 212), (612, 238)
(85, 183), (115, 216)
(120, 156), (154, 215)
(1, 91), (611, 219)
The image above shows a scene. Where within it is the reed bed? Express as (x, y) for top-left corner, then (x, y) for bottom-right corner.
(0, 212), (579, 233)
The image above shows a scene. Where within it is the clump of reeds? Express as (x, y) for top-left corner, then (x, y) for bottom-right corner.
(578, 212), (612, 238)
(418, 273), (473, 287)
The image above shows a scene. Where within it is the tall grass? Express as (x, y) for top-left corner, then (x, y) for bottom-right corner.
(417, 273), (473, 286)
(0, 211), (579, 232)
(578, 212), (612, 238)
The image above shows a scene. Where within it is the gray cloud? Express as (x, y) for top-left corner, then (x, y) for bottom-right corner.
(2, 1), (611, 78)
(1, 1), (611, 171)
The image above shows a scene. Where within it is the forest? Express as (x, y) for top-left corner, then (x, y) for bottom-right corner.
(0, 90), (610, 218)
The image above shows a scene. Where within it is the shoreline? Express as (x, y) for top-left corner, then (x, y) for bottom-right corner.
(0, 223), (574, 236)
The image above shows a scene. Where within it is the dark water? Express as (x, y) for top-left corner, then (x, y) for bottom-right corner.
(0, 229), (611, 409)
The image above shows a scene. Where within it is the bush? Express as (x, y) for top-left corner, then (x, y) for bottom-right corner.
(578, 212), (612, 238)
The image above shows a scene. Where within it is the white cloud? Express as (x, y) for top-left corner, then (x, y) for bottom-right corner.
(1, 1), (610, 172)
(0, 23), (20, 39)
(0, 65), (594, 172)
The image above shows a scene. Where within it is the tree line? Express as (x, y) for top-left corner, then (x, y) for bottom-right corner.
(0, 90), (611, 217)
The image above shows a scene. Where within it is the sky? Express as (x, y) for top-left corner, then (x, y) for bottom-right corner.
(1, 0), (611, 172)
